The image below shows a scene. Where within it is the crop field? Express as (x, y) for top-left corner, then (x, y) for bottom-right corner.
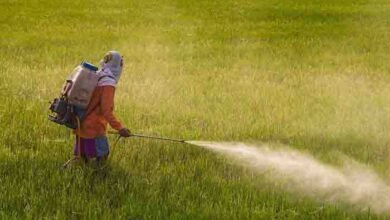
(2, 0), (390, 219)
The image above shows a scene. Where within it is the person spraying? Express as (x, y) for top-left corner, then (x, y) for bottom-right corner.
(49, 51), (131, 166)
(49, 51), (185, 168)
(73, 51), (131, 163)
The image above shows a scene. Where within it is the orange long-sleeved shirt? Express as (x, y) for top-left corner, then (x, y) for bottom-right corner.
(75, 86), (123, 138)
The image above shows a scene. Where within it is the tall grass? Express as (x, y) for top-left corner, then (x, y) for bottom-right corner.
(1, 0), (390, 218)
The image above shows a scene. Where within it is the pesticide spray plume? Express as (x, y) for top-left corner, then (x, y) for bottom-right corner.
(106, 131), (390, 213)
(186, 141), (390, 214)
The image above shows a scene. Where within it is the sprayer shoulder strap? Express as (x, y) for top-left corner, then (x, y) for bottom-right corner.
(98, 75), (116, 81)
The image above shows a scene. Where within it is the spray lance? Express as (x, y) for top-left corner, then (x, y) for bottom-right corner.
(108, 130), (188, 143)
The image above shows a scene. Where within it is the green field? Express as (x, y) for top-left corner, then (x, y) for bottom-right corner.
(2, 0), (390, 218)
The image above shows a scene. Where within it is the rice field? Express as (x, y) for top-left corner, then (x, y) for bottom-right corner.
(2, 0), (390, 218)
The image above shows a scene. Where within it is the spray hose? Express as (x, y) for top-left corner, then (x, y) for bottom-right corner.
(76, 117), (81, 158)
(61, 116), (84, 169)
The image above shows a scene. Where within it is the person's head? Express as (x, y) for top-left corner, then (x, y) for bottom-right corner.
(100, 51), (123, 81)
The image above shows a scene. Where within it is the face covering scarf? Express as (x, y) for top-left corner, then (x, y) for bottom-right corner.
(97, 51), (123, 87)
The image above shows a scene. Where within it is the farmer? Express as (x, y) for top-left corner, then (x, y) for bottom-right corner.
(74, 51), (131, 163)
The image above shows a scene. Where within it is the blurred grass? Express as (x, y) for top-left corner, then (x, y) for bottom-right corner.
(1, 0), (390, 218)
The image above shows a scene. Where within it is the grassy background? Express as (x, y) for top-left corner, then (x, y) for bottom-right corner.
(2, 0), (390, 218)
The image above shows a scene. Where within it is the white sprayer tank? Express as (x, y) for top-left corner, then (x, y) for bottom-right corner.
(66, 62), (99, 109)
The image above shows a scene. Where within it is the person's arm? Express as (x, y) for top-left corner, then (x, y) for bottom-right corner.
(100, 86), (123, 130)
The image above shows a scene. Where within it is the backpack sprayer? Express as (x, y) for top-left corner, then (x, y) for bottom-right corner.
(49, 62), (99, 129)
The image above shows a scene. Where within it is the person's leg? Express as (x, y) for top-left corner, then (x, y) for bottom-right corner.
(83, 138), (97, 159)
(95, 136), (110, 166)
(73, 136), (97, 161)
(64, 135), (87, 168)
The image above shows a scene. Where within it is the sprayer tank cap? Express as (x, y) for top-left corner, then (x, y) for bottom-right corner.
(81, 61), (98, 72)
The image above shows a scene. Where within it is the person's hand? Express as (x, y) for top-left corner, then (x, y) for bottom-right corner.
(118, 128), (131, 137)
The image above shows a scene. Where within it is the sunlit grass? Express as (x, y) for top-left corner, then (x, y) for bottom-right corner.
(1, 0), (390, 218)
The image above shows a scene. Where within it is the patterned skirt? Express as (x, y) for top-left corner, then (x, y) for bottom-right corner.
(74, 136), (110, 158)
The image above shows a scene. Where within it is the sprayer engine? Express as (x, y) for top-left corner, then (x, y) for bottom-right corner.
(48, 97), (77, 129)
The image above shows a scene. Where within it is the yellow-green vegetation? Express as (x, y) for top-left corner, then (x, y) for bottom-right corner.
(2, 0), (390, 218)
